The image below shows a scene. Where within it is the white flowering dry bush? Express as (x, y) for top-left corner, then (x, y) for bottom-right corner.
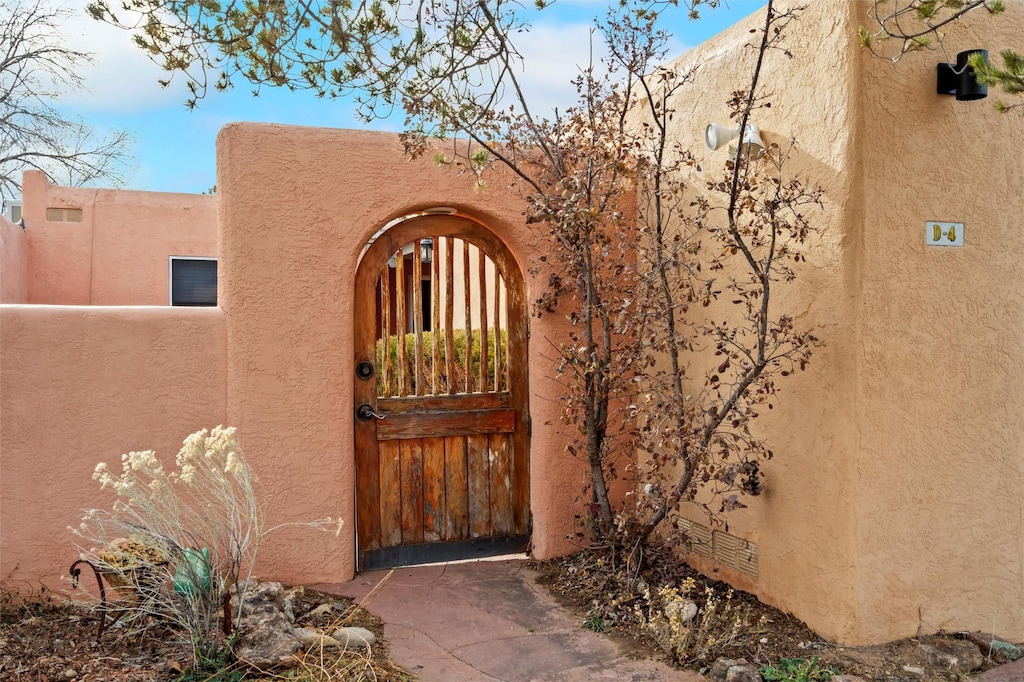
(636, 577), (766, 665)
(72, 426), (342, 665)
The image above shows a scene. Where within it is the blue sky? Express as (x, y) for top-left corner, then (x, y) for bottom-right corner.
(58, 1), (764, 195)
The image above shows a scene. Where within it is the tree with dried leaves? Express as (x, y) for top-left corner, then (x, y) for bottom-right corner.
(859, 0), (1022, 113)
(92, 0), (822, 552)
(0, 0), (133, 200)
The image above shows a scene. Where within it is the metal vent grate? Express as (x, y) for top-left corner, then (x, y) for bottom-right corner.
(45, 207), (83, 222)
(676, 517), (713, 557)
(712, 530), (759, 577)
(674, 516), (759, 577)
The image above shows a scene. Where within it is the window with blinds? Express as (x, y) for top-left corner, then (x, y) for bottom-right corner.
(170, 257), (217, 306)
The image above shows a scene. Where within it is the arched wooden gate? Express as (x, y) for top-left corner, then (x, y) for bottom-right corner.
(354, 214), (530, 570)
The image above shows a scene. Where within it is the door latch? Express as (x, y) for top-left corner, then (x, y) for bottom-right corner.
(356, 404), (386, 421)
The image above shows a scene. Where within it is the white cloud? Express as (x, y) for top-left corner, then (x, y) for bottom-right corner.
(509, 21), (603, 116)
(57, 0), (190, 114)
(510, 20), (689, 117)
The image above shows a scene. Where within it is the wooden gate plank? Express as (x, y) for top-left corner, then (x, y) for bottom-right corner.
(512, 430), (530, 535)
(467, 434), (491, 538)
(488, 434), (513, 535)
(422, 437), (445, 542)
(401, 439), (425, 544)
(444, 436), (469, 541)
(355, 429), (381, 552)
(379, 440), (402, 548)
(377, 408), (514, 440)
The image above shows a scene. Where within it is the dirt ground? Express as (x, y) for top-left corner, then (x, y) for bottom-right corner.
(0, 585), (412, 681)
(2, 550), (1018, 681)
(532, 548), (1016, 682)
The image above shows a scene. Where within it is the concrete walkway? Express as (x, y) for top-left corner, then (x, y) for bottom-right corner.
(312, 558), (701, 681)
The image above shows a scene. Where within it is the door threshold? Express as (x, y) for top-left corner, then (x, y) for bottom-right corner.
(414, 552), (528, 568)
(358, 535), (529, 571)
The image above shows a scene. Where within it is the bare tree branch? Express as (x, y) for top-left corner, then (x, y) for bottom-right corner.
(0, 0), (133, 199)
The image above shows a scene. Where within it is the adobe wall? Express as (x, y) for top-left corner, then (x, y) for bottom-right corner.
(653, 0), (862, 642)
(853, 0), (1024, 643)
(216, 125), (584, 584)
(655, 0), (1023, 644)
(0, 306), (226, 590)
(1, 216), (27, 302)
(19, 171), (217, 305)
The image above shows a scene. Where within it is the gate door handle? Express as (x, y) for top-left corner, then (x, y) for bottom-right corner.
(356, 404), (386, 421)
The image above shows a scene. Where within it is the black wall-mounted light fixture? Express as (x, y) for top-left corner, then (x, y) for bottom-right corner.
(937, 49), (988, 101)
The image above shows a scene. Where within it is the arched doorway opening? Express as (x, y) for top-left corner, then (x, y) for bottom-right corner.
(353, 212), (530, 570)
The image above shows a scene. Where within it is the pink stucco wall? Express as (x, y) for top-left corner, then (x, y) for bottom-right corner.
(0, 306), (226, 590)
(2, 0), (1020, 647)
(215, 124), (586, 584)
(1, 216), (27, 303)
(20, 171), (217, 305)
(0, 128), (591, 600)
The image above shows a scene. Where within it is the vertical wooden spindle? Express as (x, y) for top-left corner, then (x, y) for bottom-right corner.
(431, 236), (441, 395)
(380, 268), (391, 396)
(463, 241), (472, 393)
(413, 239), (424, 396)
(395, 249), (407, 396)
(478, 248), (489, 393)
(446, 238), (456, 395)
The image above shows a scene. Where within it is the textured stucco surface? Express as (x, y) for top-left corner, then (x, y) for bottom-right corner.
(1, 216), (27, 302)
(651, 0), (862, 643)
(852, 0), (1024, 643)
(655, 0), (1023, 644)
(0, 306), (226, 591)
(19, 171), (217, 305)
(1, 0), (1020, 644)
(216, 124), (586, 584)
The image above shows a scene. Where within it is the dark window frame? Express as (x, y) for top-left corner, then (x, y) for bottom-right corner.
(169, 257), (217, 307)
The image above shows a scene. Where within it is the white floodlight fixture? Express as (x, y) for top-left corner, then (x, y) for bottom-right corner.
(705, 122), (766, 161)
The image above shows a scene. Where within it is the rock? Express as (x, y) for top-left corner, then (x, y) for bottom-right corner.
(919, 644), (957, 671)
(232, 579), (287, 615)
(962, 631), (1023, 663)
(902, 665), (925, 676)
(664, 598), (698, 623)
(230, 579), (302, 670)
(934, 639), (985, 672)
(62, 669), (78, 680)
(725, 664), (762, 682)
(920, 642), (983, 673)
(293, 627), (342, 649)
(304, 603), (335, 625)
(332, 626), (377, 649)
(709, 658), (739, 682)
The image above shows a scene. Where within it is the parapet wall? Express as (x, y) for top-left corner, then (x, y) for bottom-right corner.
(16, 171), (217, 305)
